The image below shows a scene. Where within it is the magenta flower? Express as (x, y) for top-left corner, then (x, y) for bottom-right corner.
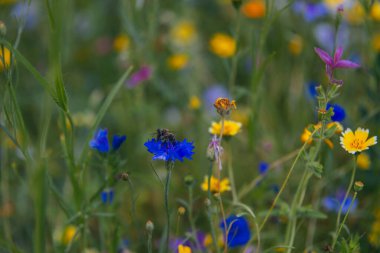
(314, 47), (360, 85)
(127, 65), (152, 88)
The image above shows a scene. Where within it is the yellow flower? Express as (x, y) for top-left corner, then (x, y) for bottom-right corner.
(209, 33), (236, 58)
(171, 21), (196, 46)
(371, 2), (380, 21)
(372, 34), (380, 52)
(203, 233), (224, 248)
(356, 152), (371, 170)
(113, 34), (130, 52)
(178, 244), (192, 253)
(242, 0), (266, 19)
(201, 176), (231, 194)
(345, 1), (365, 25)
(0, 47), (11, 71)
(288, 35), (303, 55)
(209, 120), (242, 137)
(340, 128), (377, 154)
(324, 0), (344, 10)
(167, 53), (188, 70)
(62, 225), (77, 245)
(301, 122), (342, 148)
(188, 95), (201, 110)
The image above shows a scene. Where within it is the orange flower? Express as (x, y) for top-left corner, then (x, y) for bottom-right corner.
(242, 0), (266, 19)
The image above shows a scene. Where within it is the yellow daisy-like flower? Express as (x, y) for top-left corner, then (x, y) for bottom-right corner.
(167, 53), (188, 70)
(371, 2), (380, 21)
(340, 128), (377, 154)
(113, 34), (130, 53)
(171, 21), (196, 46)
(357, 152), (371, 170)
(201, 176), (231, 194)
(209, 120), (242, 137)
(0, 47), (11, 71)
(241, 0), (266, 19)
(178, 244), (192, 253)
(188, 95), (201, 110)
(288, 35), (303, 55)
(62, 225), (77, 245)
(209, 33), (236, 58)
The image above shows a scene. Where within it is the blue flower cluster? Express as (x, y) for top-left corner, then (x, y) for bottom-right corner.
(220, 215), (251, 248)
(327, 103), (346, 122)
(90, 128), (126, 153)
(322, 194), (357, 214)
(144, 138), (195, 162)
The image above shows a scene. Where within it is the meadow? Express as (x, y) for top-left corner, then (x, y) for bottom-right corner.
(0, 0), (380, 252)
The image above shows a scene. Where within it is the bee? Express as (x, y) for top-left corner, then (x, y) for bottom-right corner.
(155, 128), (176, 143)
(115, 172), (129, 181)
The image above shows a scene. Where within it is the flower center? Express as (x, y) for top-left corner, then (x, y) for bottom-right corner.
(350, 138), (365, 149)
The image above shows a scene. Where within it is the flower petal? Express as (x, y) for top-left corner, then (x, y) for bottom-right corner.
(314, 47), (333, 66)
(354, 128), (369, 142)
(364, 136), (377, 147)
(333, 46), (343, 63)
(335, 59), (360, 69)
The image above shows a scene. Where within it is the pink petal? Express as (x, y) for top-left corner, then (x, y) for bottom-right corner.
(334, 46), (343, 63)
(314, 47), (333, 66)
(335, 60), (360, 69)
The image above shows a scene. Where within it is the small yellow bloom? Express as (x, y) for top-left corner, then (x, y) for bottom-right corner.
(209, 33), (236, 58)
(300, 122), (342, 148)
(340, 128), (377, 154)
(209, 120), (242, 137)
(288, 35), (303, 55)
(167, 53), (188, 70)
(171, 21), (196, 46)
(62, 225), (77, 245)
(203, 233), (224, 248)
(201, 176), (231, 194)
(372, 34), (380, 52)
(356, 152), (371, 169)
(188, 95), (201, 110)
(371, 2), (380, 21)
(113, 34), (130, 52)
(345, 1), (365, 25)
(242, 0), (266, 19)
(0, 47), (11, 71)
(178, 244), (192, 253)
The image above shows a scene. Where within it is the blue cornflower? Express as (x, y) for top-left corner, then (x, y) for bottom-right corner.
(327, 103), (346, 122)
(293, 1), (328, 22)
(258, 162), (269, 175)
(89, 128), (126, 153)
(220, 215), (251, 248)
(144, 138), (194, 162)
(322, 194), (358, 214)
(100, 188), (114, 204)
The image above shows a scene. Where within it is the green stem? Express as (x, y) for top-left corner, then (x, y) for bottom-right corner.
(164, 161), (174, 253)
(207, 162), (220, 253)
(227, 143), (238, 204)
(335, 192), (358, 248)
(188, 186), (203, 252)
(332, 155), (357, 250)
(228, 10), (241, 95)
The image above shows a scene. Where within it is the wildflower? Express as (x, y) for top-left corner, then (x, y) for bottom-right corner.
(203, 85), (230, 114)
(293, 1), (328, 22)
(371, 2), (380, 21)
(322, 194), (357, 214)
(89, 128), (126, 153)
(188, 95), (201, 110)
(258, 162), (269, 174)
(326, 103), (346, 122)
(178, 244), (192, 253)
(241, 0), (266, 19)
(100, 188), (114, 204)
(356, 153), (370, 170)
(345, 1), (365, 25)
(62, 225), (77, 245)
(300, 122), (342, 148)
(0, 47), (11, 71)
(372, 34), (380, 52)
(167, 53), (188, 70)
(209, 120), (241, 137)
(220, 215), (251, 248)
(203, 233), (224, 248)
(127, 65), (152, 88)
(314, 46), (360, 85)
(171, 21), (196, 46)
(313, 23), (349, 54)
(145, 220), (154, 232)
(340, 128), (377, 154)
(113, 34), (130, 52)
(288, 35), (303, 55)
(144, 137), (194, 162)
(354, 181), (364, 192)
(201, 176), (231, 194)
(213, 97), (236, 116)
(209, 33), (236, 58)
(207, 135), (224, 170)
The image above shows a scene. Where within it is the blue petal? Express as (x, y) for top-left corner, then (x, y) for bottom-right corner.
(112, 135), (127, 150)
(220, 215), (251, 248)
(90, 128), (110, 153)
(258, 162), (269, 174)
(327, 103), (346, 122)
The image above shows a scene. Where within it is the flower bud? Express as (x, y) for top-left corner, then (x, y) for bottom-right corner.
(184, 175), (194, 186)
(0, 21), (6, 37)
(354, 181), (364, 192)
(204, 198), (211, 207)
(145, 220), (154, 232)
(178, 206), (186, 215)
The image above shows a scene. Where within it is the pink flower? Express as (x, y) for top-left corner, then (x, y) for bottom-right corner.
(314, 47), (360, 85)
(127, 65), (152, 88)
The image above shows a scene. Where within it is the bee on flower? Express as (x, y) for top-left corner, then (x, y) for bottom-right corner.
(213, 97), (236, 116)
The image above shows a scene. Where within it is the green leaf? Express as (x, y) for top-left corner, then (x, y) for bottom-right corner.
(296, 206), (327, 219)
(307, 161), (323, 178)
